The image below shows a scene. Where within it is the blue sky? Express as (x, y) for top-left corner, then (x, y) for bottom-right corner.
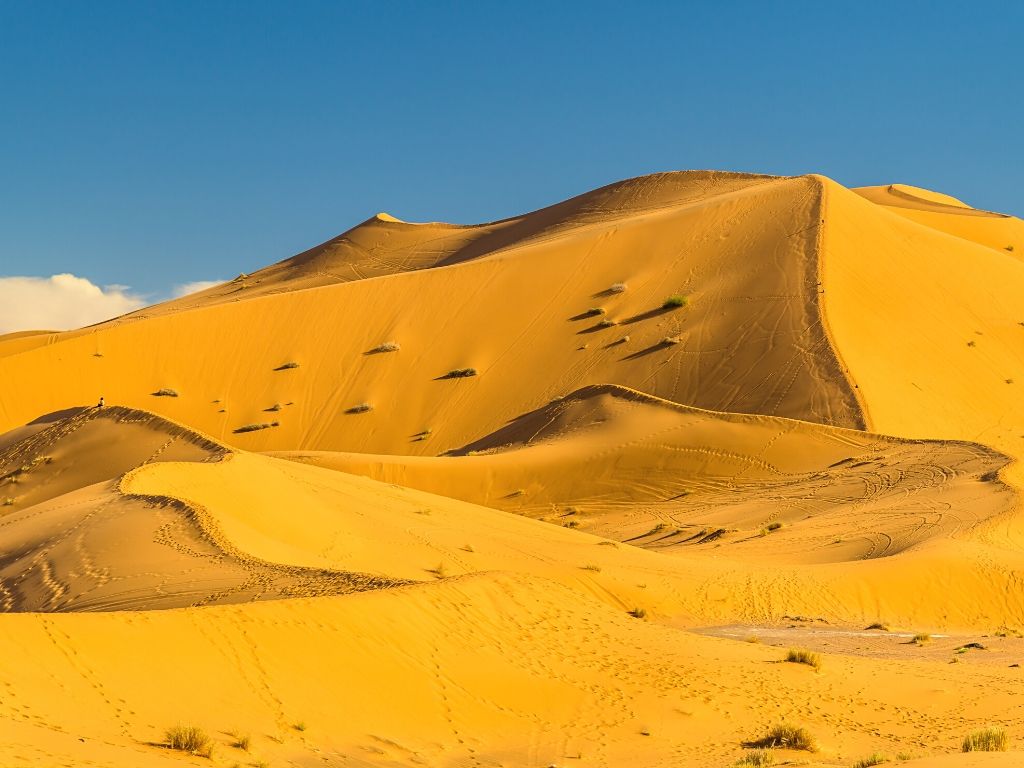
(1, 1), (1021, 303)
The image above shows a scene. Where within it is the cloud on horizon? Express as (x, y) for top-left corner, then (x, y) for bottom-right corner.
(0, 274), (225, 335)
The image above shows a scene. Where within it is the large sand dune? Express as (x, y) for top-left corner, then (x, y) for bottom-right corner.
(1, 170), (1023, 765)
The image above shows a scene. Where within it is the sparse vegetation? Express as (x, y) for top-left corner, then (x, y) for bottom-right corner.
(429, 562), (447, 578)
(646, 522), (667, 536)
(346, 403), (373, 414)
(853, 754), (889, 768)
(734, 749), (774, 767)
(231, 734), (250, 751)
(274, 361), (300, 370)
(962, 726), (1008, 752)
(507, 488), (526, 497)
(765, 521), (784, 532)
(293, 721), (307, 732)
(598, 318), (617, 327)
(585, 307), (607, 316)
(443, 367), (478, 378)
(628, 607), (647, 619)
(165, 724), (212, 756)
(233, 421), (280, 433)
(662, 294), (688, 309)
(784, 648), (821, 671)
(744, 635), (761, 644)
(1008, 245), (1015, 252)
(581, 563), (602, 572)
(912, 633), (931, 645)
(661, 335), (681, 345)
(866, 622), (890, 631)
(2, 498), (13, 506)
(563, 520), (580, 528)
(609, 282), (627, 293)
(152, 388), (179, 397)
(265, 403), (282, 412)
(967, 340), (976, 347)
(370, 341), (401, 353)
(746, 723), (816, 751)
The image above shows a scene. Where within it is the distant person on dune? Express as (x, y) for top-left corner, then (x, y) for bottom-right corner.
(97, 396), (105, 408)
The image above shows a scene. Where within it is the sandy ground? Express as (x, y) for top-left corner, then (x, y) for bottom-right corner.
(0, 171), (1023, 766)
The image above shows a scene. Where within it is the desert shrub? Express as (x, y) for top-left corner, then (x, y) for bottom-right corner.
(853, 754), (888, 767)
(294, 721), (307, 732)
(628, 607), (647, 619)
(265, 403), (282, 412)
(598, 318), (617, 327)
(784, 648), (821, 671)
(662, 294), (688, 309)
(661, 335), (682, 345)
(152, 388), (179, 397)
(735, 750), (774, 767)
(912, 633), (931, 645)
(370, 341), (401, 353)
(1007, 245), (1015, 252)
(766, 521), (784, 532)
(274, 361), (300, 370)
(346, 403), (373, 414)
(231, 734), (250, 751)
(746, 723), (816, 751)
(233, 421), (280, 433)
(585, 307), (607, 316)
(744, 635), (761, 644)
(865, 622), (890, 631)
(581, 563), (602, 572)
(444, 368), (478, 378)
(563, 520), (580, 528)
(609, 282), (627, 293)
(165, 724), (212, 756)
(962, 727), (1008, 752)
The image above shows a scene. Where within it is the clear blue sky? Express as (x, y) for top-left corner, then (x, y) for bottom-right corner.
(1, 1), (1021, 295)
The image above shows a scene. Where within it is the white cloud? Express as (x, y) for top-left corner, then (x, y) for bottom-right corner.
(171, 279), (223, 298)
(0, 274), (146, 335)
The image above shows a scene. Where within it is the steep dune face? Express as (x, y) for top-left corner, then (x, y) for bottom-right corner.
(0, 172), (864, 451)
(821, 177), (1024, 463)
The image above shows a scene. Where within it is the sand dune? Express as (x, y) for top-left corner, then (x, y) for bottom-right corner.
(1, 170), (1023, 766)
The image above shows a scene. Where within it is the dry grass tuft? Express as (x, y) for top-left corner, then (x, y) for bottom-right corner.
(346, 403), (373, 414)
(608, 282), (628, 293)
(231, 734), (250, 751)
(745, 723), (816, 751)
(370, 341), (401, 353)
(152, 388), (179, 397)
(662, 294), (688, 309)
(853, 754), (889, 767)
(911, 633), (931, 645)
(734, 749), (775, 767)
(274, 361), (300, 370)
(165, 724), (212, 756)
(784, 648), (821, 671)
(443, 367), (478, 379)
(628, 607), (647, 619)
(962, 727), (1008, 752)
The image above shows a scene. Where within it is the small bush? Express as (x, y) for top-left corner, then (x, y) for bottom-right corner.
(563, 520), (580, 528)
(370, 341), (401, 353)
(265, 403), (282, 412)
(746, 723), (816, 751)
(152, 388), (179, 397)
(165, 724), (212, 756)
(346, 403), (373, 414)
(628, 607), (647, 619)
(662, 294), (688, 309)
(233, 421), (280, 433)
(962, 727), (1008, 752)
(866, 622), (890, 631)
(735, 749), (775, 767)
(581, 563), (602, 572)
(661, 335), (682, 345)
(609, 282), (627, 293)
(585, 307), (607, 317)
(443, 368), (478, 379)
(598, 318), (617, 327)
(232, 734), (250, 751)
(766, 521), (784, 532)
(784, 648), (821, 671)
(853, 754), (888, 768)
(2, 498), (13, 506)
(274, 361), (300, 370)
(912, 633), (931, 645)
(1008, 245), (1015, 252)
(293, 721), (307, 732)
